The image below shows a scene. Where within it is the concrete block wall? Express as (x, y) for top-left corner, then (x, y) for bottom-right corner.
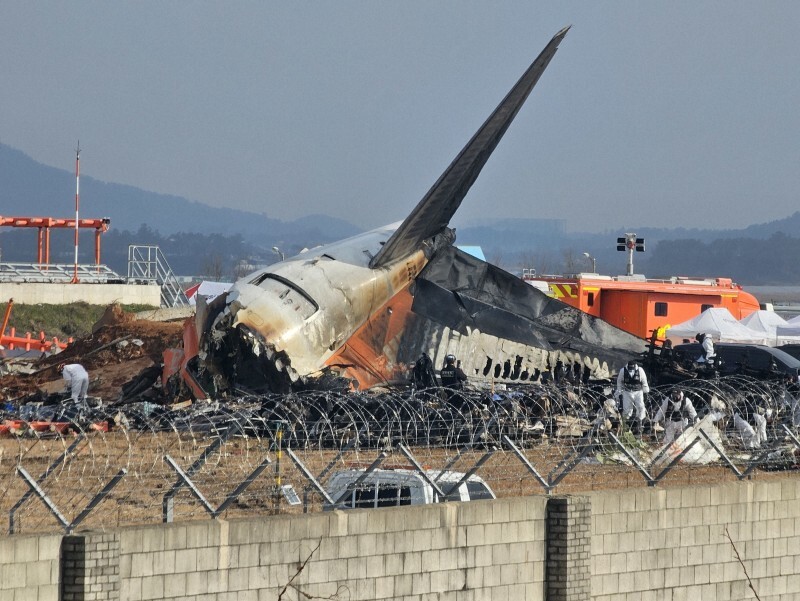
(590, 479), (800, 601)
(2, 478), (800, 600)
(62, 532), (121, 601)
(0, 532), (61, 601)
(118, 497), (549, 601)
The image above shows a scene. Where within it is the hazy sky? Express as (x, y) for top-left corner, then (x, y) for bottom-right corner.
(2, 3), (798, 233)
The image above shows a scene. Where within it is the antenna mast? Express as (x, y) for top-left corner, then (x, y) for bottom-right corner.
(72, 142), (80, 283)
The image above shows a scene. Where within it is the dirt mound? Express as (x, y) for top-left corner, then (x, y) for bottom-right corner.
(91, 302), (135, 333)
(1, 305), (186, 402)
(38, 319), (183, 373)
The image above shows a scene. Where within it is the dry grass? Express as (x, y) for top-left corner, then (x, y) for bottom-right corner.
(0, 428), (794, 536)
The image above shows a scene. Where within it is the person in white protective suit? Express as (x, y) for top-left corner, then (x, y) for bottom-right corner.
(695, 333), (716, 365)
(732, 409), (770, 449)
(58, 363), (89, 403)
(615, 360), (650, 433)
(653, 389), (698, 445)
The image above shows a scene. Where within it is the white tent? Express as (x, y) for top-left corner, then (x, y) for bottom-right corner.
(186, 281), (232, 306)
(740, 310), (787, 336)
(666, 308), (769, 344)
(776, 315), (800, 339)
(740, 310), (797, 346)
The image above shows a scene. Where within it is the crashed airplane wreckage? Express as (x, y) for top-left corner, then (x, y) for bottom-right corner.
(191, 27), (646, 395)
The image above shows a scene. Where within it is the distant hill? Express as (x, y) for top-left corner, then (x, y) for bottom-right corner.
(0, 144), (360, 245)
(3, 143), (800, 283)
(457, 214), (800, 285)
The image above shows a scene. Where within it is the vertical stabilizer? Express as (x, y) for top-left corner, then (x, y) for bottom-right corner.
(369, 26), (570, 269)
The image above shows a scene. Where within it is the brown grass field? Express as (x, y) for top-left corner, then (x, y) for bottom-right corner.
(0, 427), (794, 536)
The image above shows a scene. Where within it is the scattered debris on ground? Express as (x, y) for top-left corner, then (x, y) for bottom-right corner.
(0, 303), (183, 404)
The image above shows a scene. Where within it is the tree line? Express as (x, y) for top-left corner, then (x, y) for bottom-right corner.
(3, 220), (799, 285)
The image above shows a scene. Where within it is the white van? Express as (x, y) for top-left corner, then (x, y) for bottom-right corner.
(325, 467), (495, 510)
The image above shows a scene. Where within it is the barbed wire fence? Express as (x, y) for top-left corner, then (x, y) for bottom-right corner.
(1, 375), (799, 535)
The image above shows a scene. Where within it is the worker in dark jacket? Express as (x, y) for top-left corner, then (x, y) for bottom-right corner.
(412, 353), (438, 390)
(440, 354), (467, 390)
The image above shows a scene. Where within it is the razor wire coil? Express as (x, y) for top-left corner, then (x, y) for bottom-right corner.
(1, 375), (798, 534)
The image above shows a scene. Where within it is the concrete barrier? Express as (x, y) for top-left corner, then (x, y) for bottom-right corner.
(3, 479), (799, 600)
(0, 282), (161, 306)
(0, 533), (61, 601)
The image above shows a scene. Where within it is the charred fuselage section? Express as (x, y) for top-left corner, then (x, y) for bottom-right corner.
(190, 27), (649, 396)
(195, 226), (434, 395)
(201, 317), (295, 395)
(195, 242), (647, 395)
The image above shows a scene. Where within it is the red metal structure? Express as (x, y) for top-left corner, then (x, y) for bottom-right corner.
(0, 215), (110, 268)
(0, 299), (70, 352)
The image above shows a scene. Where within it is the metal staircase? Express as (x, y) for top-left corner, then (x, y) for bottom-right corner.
(127, 245), (189, 307)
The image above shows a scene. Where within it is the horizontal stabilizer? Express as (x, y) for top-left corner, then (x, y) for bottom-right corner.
(370, 26), (570, 269)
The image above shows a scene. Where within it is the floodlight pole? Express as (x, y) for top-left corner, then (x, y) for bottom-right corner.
(625, 234), (635, 276)
(582, 252), (596, 273)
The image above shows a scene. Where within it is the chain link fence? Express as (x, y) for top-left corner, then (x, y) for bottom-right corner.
(1, 375), (798, 535)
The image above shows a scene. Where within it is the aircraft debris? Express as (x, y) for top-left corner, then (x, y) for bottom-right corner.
(651, 416), (722, 466)
(190, 27), (648, 396)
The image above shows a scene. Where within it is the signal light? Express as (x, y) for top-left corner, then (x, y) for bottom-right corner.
(616, 235), (645, 252)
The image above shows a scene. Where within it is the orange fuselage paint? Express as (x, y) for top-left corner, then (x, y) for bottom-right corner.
(324, 288), (417, 390)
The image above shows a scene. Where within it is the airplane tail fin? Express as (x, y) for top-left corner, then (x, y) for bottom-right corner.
(369, 26), (570, 269)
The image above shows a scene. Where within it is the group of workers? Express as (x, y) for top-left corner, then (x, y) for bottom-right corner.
(413, 352), (467, 391)
(615, 331), (718, 440)
(427, 333), (716, 445)
(615, 357), (698, 443)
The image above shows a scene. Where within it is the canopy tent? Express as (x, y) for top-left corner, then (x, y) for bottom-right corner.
(740, 310), (798, 346)
(666, 308), (769, 344)
(186, 281), (232, 306)
(776, 315), (800, 339)
(739, 310), (787, 335)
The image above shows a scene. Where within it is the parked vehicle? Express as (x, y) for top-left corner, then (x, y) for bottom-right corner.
(325, 467), (495, 510)
(776, 344), (800, 362)
(672, 342), (800, 378)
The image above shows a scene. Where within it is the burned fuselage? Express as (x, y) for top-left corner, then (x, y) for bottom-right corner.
(194, 26), (646, 395)
(198, 226), (451, 393)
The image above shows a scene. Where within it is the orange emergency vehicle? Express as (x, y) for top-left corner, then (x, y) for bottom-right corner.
(522, 270), (760, 341)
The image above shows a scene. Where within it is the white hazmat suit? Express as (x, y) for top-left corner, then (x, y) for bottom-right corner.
(61, 363), (89, 403)
(653, 391), (697, 445)
(615, 362), (649, 429)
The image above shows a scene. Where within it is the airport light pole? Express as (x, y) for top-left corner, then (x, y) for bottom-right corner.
(582, 252), (596, 273)
(616, 234), (645, 276)
(72, 143), (81, 283)
(272, 246), (285, 261)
